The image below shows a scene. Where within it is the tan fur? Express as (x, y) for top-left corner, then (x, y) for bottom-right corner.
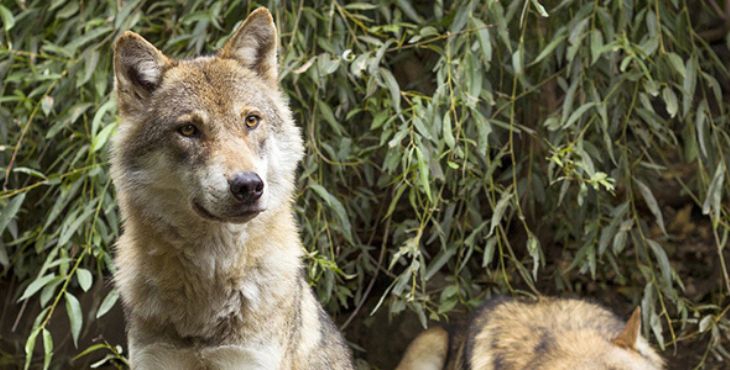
(395, 327), (449, 370)
(111, 8), (352, 370)
(398, 297), (665, 370)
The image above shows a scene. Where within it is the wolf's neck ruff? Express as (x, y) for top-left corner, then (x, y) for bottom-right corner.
(110, 7), (353, 369)
(116, 201), (302, 341)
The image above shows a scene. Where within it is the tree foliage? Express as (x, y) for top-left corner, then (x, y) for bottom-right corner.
(1, 0), (729, 368)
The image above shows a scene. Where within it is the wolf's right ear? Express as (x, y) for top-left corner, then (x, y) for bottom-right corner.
(114, 31), (172, 115)
(219, 8), (278, 85)
(612, 307), (642, 349)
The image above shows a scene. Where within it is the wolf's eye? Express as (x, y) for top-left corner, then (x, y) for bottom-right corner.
(244, 114), (260, 129)
(178, 124), (199, 138)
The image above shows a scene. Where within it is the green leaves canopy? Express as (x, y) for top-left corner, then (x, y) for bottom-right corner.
(1, 0), (729, 368)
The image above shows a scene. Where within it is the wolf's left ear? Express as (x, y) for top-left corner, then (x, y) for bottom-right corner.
(612, 307), (642, 349)
(220, 8), (278, 84)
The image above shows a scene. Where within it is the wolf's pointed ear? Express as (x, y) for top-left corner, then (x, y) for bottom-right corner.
(613, 307), (641, 349)
(114, 31), (172, 115)
(219, 8), (278, 84)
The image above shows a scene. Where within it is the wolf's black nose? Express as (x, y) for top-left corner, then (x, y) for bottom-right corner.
(229, 172), (264, 203)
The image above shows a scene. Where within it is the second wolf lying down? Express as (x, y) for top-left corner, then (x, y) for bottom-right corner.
(396, 297), (664, 370)
(111, 7), (352, 370)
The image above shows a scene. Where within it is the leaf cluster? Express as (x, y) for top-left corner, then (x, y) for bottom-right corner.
(1, 0), (729, 368)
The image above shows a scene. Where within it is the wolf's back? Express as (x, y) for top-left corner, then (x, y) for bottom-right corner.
(397, 297), (664, 370)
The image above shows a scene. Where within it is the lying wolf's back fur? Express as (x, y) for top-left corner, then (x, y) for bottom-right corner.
(396, 327), (450, 370)
(397, 297), (664, 370)
(111, 7), (352, 369)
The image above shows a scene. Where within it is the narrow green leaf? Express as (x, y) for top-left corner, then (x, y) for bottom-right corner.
(56, 2), (79, 19)
(0, 5), (15, 31)
(650, 308), (664, 349)
(532, 30), (566, 65)
(567, 18), (589, 61)
(590, 29), (604, 64)
(317, 100), (342, 135)
(472, 18), (492, 65)
(309, 184), (352, 242)
(0, 193), (26, 235)
(345, 3), (378, 11)
(512, 49), (523, 76)
(647, 239), (672, 283)
(662, 87), (678, 118)
(698, 315), (714, 333)
(380, 68), (401, 112)
(396, 0), (424, 23)
(58, 205), (95, 246)
(76, 268), (93, 292)
(612, 219), (633, 254)
(415, 147), (432, 202)
(316, 53), (340, 75)
(78, 50), (100, 87)
(562, 102), (596, 128)
(40, 278), (62, 307)
(635, 179), (666, 235)
(696, 100), (708, 157)
(474, 110), (492, 156)
(41, 96), (54, 116)
(19, 273), (56, 301)
(527, 232), (541, 280)
(90, 99), (115, 136)
(449, 1), (472, 33)
(24, 327), (41, 370)
(0, 243), (7, 268)
(488, 192), (512, 237)
(91, 123), (117, 153)
(666, 52), (685, 77)
(42, 328), (53, 370)
(530, 0), (549, 17)
(702, 162), (725, 220)
(490, 2), (511, 52)
(482, 236), (497, 267)
(65, 293), (83, 347)
(560, 79), (579, 124)
(425, 248), (456, 280)
(370, 111), (389, 130)
(442, 112), (455, 148)
(96, 289), (119, 319)
(682, 55), (697, 117)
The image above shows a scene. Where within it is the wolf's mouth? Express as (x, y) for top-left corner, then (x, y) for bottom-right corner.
(192, 201), (263, 223)
(192, 201), (223, 221)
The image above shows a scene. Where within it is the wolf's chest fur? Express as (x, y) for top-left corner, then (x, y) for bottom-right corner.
(116, 211), (302, 343)
(114, 206), (338, 369)
(134, 231), (271, 336)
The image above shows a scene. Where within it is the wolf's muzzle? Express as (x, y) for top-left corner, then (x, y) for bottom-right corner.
(229, 171), (264, 204)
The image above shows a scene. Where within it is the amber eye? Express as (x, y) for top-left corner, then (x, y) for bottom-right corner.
(178, 124), (199, 137)
(244, 114), (260, 129)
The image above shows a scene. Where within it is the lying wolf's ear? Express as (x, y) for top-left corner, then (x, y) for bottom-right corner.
(612, 307), (641, 349)
(220, 8), (278, 84)
(114, 31), (172, 114)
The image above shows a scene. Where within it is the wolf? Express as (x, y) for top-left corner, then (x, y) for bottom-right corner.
(396, 297), (665, 370)
(110, 8), (353, 370)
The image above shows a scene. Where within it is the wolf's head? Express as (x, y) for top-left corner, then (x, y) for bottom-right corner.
(544, 307), (665, 370)
(111, 8), (303, 227)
